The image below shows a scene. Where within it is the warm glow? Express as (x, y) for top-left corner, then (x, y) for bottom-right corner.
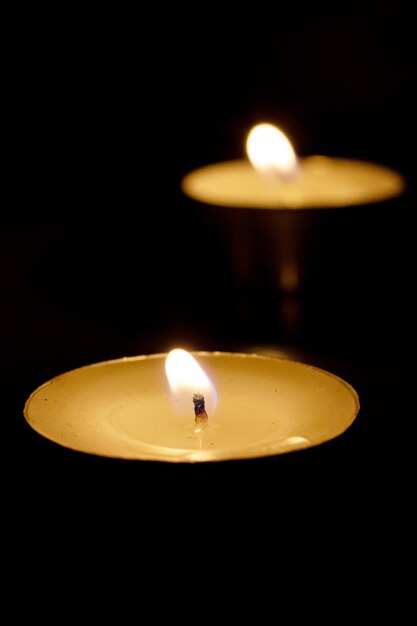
(165, 349), (217, 417)
(246, 123), (299, 178)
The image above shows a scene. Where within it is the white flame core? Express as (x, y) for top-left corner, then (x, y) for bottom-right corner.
(246, 123), (299, 178)
(165, 349), (217, 417)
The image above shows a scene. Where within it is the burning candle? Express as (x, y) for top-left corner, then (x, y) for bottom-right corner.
(181, 123), (406, 296)
(182, 122), (405, 209)
(24, 350), (359, 462)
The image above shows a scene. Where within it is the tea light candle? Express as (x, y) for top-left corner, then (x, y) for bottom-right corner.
(181, 123), (406, 296)
(181, 123), (405, 209)
(24, 350), (359, 462)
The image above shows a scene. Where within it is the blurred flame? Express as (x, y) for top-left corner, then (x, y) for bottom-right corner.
(246, 123), (299, 179)
(165, 349), (217, 417)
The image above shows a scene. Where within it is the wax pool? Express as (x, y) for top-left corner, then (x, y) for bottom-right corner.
(24, 352), (359, 462)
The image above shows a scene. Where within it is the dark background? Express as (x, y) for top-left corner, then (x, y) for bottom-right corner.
(3, 3), (415, 536)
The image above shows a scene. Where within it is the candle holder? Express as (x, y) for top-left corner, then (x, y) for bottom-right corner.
(182, 156), (405, 291)
(181, 127), (406, 343)
(208, 204), (314, 295)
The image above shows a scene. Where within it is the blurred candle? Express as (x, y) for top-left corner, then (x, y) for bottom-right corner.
(182, 122), (405, 209)
(24, 350), (359, 462)
(181, 123), (406, 301)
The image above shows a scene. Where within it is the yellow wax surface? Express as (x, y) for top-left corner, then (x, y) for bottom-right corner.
(24, 353), (359, 462)
(181, 157), (405, 209)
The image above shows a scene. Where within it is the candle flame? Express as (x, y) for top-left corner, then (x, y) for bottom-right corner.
(246, 123), (299, 179)
(165, 349), (217, 417)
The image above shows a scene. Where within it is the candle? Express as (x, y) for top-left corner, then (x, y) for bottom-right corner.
(24, 350), (359, 462)
(181, 123), (405, 209)
(181, 123), (406, 296)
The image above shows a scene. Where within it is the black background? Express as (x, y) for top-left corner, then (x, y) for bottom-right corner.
(3, 3), (415, 545)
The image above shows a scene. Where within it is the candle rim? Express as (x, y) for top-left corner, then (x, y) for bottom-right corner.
(24, 350), (360, 420)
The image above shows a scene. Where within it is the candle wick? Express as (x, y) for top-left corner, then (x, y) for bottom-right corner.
(193, 393), (208, 431)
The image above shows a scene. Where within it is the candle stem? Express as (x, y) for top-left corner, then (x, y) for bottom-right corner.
(193, 393), (208, 432)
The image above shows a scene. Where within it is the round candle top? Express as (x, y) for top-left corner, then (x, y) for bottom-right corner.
(181, 157), (405, 209)
(24, 352), (360, 463)
(181, 123), (405, 209)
